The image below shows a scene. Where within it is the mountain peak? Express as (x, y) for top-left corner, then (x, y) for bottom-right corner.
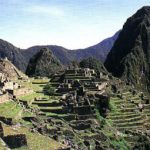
(132, 6), (150, 18)
(26, 47), (63, 77)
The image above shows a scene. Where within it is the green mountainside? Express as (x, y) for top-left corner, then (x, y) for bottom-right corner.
(26, 48), (63, 77)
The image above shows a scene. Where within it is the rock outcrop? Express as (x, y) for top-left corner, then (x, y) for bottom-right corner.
(0, 58), (26, 80)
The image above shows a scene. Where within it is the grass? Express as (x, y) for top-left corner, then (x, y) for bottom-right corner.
(2, 124), (64, 150)
(110, 139), (129, 150)
(19, 93), (49, 103)
(0, 101), (22, 119)
(39, 106), (62, 109)
(0, 138), (7, 150)
(22, 110), (34, 118)
(18, 78), (53, 103)
(32, 78), (49, 84)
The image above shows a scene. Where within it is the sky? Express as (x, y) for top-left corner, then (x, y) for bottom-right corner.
(0, 0), (150, 49)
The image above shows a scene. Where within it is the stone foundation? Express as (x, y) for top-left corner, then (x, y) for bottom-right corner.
(3, 134), (27, 149)
(0, 117), (13, 125)
(0, 122), (4, 137)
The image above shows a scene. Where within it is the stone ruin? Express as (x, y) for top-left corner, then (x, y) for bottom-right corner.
(41, 67), (110, 148)
(51, 67), (110, 119)
(0, 77), (33, 102)
(51, 67), (109, 95)
(0, 122), (27, 149)
(24, 67), (110, 149)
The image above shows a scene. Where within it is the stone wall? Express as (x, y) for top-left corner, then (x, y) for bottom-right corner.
(0, 93), (10, 104)
(0, 122), (4, 137)
(0, 81), (19, 91)
(3, 134), (27, 149)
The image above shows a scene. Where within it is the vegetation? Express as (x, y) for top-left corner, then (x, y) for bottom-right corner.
(44, 84), (56, 96)
(79, 57), (107, 73)
(0, 101), (22, 118)
(26, 47), (63, 77)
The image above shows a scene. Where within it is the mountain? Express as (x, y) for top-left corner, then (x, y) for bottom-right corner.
(0, 39), (27, 72)
(105, 6), (150, 91)
(26, 47), (63, 77)
(23, 45), (71, 65)
(23, 31), (120, 65)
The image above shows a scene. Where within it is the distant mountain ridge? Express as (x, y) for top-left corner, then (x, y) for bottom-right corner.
(105, 6), (150, 92)
(0, 31), (120, 72)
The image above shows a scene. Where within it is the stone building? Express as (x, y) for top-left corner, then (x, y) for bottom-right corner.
(0, 81), (19, 91)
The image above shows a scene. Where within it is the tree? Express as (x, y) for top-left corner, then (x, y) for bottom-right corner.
(44, 84), (55, 96)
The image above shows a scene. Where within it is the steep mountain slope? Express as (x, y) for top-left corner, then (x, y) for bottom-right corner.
(0, 39), (27, 72)
(26, 48), (63, 77)
(0, 58), (26, 80)
(105, 6), (150, 91)
(23, 31), (120, 65)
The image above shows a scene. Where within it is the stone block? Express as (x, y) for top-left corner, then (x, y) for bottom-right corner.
(3, 134), (27, 149)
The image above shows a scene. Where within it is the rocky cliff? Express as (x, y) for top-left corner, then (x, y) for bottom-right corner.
(0, 58), (26, 80)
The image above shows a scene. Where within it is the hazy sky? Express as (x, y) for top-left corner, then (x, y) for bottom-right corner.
(0, 0), (149, 49)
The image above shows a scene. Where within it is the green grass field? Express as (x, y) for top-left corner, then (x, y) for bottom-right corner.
(3, 124), (64, 150)
(0, 101), (22, 118)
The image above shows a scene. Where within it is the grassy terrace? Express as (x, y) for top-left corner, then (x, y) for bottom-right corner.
(2, 124), (64, 150)
(108, 89), (150, 134)
(0, 101), (22, 119)
(19, 93), (49, 103)
(0, 100), (35, 125)
(18, 78), (50, 103)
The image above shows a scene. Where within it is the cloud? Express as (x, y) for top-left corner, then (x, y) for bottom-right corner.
(25, 5), (65, 17)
